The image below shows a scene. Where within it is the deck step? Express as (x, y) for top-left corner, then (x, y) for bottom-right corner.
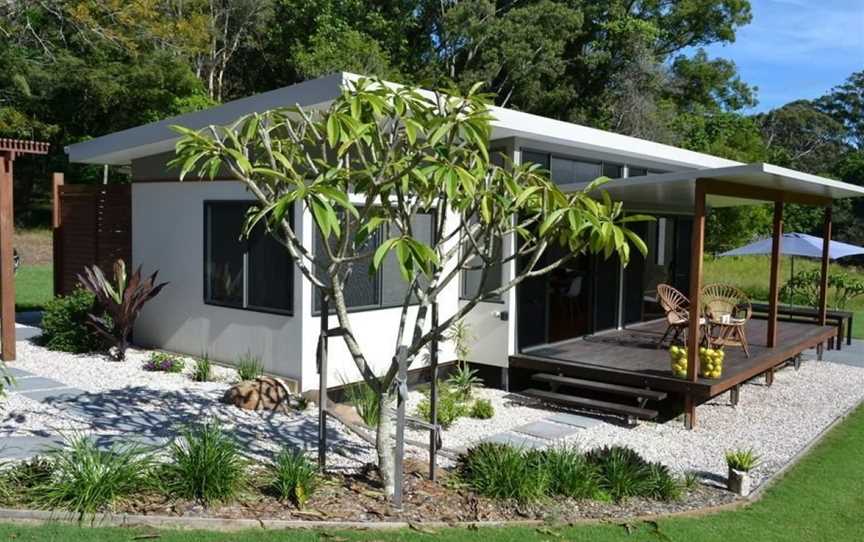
(522, 388), (659, 420)
(531, 373), (667, 402)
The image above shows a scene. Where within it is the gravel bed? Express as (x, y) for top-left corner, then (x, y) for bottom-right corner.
(3, 338), (377, 470)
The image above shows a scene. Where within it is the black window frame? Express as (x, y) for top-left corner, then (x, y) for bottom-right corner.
(520, 147), (659, 183)
(203, 200), (295, 316)
(311, 210), (437, 315)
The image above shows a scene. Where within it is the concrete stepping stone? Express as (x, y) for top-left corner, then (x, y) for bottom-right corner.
(0, 435), (64, 460)
(513, 420), (580, 440)
(20, 387), (86, 410)
(11, 376), (67, 392)
(5, 367), (34, 378)
(546, 412), (603, 429)
(483, 432), (547, 450)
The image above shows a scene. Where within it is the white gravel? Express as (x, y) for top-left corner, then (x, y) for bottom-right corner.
(405, 353), (864, 488)
(3, 338), (376, 470)
(5, 335), (864, 488)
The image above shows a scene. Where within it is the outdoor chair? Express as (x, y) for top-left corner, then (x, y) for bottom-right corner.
(656, 284), (705, 348)
(701, 283), (752, 357)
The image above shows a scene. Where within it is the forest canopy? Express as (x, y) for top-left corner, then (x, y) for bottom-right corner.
(1, 0), (861, 249)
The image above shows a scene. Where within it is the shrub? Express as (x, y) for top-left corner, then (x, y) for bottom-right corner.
(343, 380), (381, 427)
(33, 436), (155, 518)
(143, 352), (186, 373)
(266, 448), (319, 506)
(77, 259), (168, 361)
(446, 362), (483, 399)
(585, 445), (680, 502)
(540, 446), (602, 499)
(162, 421), (246, 505)
(236, 352), (264, 381)
(192, 354), (212, 382)
(726, 449), (760, 472)
(459, 443), (549, 502)
(40, 287), (104, 353)
(469, 398), (494, 419)
(415, 385), (469, 429)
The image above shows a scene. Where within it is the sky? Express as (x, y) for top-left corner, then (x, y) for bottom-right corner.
(701, 0), (864, 112)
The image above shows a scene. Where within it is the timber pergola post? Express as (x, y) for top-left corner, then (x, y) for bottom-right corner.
(0, 139), (50, 362)
(684, 178), (833, 429)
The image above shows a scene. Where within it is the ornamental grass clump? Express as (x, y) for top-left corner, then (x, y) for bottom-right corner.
(33, 436), (156, 518)
(540, 446), (603, 499)
(192, 354), (213, 382)
(343, 379), (381, 427)
(265, 448), (319, 507)
(162, 421), (247, 506)
(585, 445), (681, 502)
(459, 443), (549, 502)
(143, 352), (185, 373)
(236, 352), (264, 381)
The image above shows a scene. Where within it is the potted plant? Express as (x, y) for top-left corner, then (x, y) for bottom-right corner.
(725, 449), (760, 496)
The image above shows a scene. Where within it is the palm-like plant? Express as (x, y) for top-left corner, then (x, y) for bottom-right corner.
(77, 259), (168, 361)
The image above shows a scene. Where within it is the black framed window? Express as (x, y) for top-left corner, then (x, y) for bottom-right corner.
(520, 149), (661, 183)
(460, 234), (503, 302)
(313, 212), (435, 313)
(204, 201), (293, 315)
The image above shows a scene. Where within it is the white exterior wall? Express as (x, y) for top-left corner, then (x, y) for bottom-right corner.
(132, 181), (305, 381)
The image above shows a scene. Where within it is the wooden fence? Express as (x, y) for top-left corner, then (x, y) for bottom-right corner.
(52, 174), (132, 295)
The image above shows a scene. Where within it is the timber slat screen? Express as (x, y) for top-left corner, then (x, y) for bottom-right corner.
(53, 181), (131, 295)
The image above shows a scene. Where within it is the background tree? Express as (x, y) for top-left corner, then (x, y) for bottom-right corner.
(172, 79), (647, 497)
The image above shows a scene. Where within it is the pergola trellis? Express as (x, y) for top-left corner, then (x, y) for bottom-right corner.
(0, 138), (50, 361)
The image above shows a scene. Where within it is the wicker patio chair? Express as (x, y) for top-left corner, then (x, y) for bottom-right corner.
(701, 283), (752, 357)
(656, 284), (696, 348)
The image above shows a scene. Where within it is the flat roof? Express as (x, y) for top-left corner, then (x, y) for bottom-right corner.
(67, 72), (738, 171)
(568, 163), (864, 212)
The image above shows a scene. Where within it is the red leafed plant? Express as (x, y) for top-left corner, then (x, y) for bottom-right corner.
(77, 259), (168, 361)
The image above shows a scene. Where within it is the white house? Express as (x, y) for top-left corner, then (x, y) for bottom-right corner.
(66, 72), (864, 405)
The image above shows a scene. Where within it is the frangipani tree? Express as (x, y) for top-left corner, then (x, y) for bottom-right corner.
(171, 78), (648, 497)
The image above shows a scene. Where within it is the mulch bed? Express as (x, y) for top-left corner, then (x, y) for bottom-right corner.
(117, 460), (739, 524)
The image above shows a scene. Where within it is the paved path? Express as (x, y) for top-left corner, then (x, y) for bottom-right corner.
(480, 411), (603, 449)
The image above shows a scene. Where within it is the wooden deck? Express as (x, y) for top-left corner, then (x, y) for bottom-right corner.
(510, 318), (837, 401)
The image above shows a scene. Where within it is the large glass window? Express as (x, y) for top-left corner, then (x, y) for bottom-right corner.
(550, 157), (602, 185)
(460, 235), (503, 302)
(314, 212), (435, 313)
(204, 201), (293, 314)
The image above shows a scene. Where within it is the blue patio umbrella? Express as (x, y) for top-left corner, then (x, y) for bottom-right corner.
(719, 232), (864, 279)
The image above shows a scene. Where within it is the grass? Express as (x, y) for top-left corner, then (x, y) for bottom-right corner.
(235, 353), (264, 381)
(704, 255), (864, 338)
(1, 403), (862, 540)
(15, 264), (53, 312)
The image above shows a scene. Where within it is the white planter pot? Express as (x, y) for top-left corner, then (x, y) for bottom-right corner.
(727, 467), (751, 496)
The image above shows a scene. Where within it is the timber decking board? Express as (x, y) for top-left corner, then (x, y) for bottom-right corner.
(511, 318), (836, 399)
(530, 373), (667, 401)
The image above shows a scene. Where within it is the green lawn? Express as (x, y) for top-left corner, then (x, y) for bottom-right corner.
(14, 264), (53, 312)
(704, 255), (864, 339)
(0, 404), (861, 541)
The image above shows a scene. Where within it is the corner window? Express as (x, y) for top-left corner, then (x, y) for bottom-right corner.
(313, 212), (436, 313)
(204, 201), (293, 315)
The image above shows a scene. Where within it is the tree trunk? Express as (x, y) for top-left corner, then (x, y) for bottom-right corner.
(376, 389), (397, 497)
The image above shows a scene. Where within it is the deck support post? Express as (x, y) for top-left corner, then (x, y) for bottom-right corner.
(51, 172), (64, 296)
(0, 152), (14, 361)
(730, 384), (740, 406)
(317, 291), (329, 471)
(765, 367), (775, 387)
(684, 181), (706, 429)
(767, 201), (783, 348)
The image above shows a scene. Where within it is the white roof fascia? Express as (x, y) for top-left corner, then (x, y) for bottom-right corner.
(565, 163), (864, 211)
(488, 107), (741, 170)
(65, 73), (348, 165)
